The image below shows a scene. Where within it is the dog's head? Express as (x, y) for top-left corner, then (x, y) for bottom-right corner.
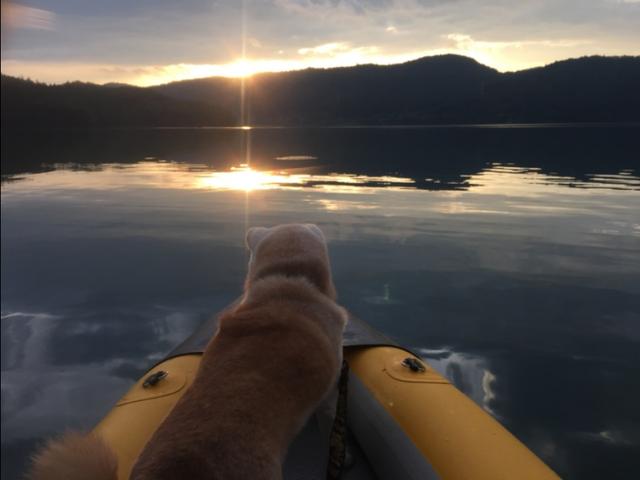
(245, 224), (336, 298)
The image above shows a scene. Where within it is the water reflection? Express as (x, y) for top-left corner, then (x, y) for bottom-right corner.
(194, 164), (417, 192)
(416, 348), (499, 417)
(2, 126), (640, 479)
(416, 344), (640, 477)
(3, 159), (639, 195)
(3, 125), (639, 186)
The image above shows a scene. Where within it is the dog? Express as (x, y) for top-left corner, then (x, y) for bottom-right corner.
(27, 224), (347, 480)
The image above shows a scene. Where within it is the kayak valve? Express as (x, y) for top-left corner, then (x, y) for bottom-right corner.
(143, 370), (168, 388)
(401, 357), (426, 373)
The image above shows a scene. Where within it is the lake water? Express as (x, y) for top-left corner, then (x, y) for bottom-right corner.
(2, 125), (639, 479)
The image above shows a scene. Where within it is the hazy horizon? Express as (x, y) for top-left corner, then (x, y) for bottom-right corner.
(5, 53), (640, 89)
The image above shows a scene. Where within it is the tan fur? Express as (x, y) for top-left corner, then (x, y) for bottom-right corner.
(131, 224), (346, 479)
(25, 224), (346, 480)
(26, 432), (117, 480)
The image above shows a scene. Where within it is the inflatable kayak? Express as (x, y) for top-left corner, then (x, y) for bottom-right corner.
(93, 310), (559, 479)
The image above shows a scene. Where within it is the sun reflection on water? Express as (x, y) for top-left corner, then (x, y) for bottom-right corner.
(195, 164), (416, 192)
(196, 165), (284, 191)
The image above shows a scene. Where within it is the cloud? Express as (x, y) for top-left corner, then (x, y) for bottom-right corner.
(1, 3), (56, 30)
(443, 32), (595, 71)
(1, 0), (639, 83)
(298, 42), (352, 56)
(445, 33), (592, 51)
(481, 369), (497, 414)
(296, 41), (381, 64)
(247, 37), (262, 48)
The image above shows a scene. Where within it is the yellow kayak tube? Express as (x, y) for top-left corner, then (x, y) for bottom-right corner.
(93, 314), (560, 480)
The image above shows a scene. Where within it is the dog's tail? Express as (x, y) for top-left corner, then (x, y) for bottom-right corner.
(26, 432), (118, 480)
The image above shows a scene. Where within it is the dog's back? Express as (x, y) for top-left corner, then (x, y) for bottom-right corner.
(131, 224), (346, 479)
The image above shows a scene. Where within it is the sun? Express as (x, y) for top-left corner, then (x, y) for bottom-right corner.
(224, 59), (258, 78)
(131, 59), (265, 85)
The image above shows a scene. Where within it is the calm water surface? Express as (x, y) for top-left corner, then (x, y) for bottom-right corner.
(2, 126), (639, 479)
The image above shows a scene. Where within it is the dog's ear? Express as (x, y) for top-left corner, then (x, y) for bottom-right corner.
(304, 224), (326, 243)
(246, 227), (270, 253)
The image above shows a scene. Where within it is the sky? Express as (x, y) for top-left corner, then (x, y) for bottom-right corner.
(1, 0), (639, 86)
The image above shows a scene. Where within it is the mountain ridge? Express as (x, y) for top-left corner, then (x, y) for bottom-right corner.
(2, 54), (639, 127)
